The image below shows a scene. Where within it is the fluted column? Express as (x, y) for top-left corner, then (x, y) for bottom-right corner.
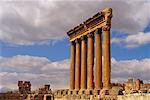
(70, 41), (75, 90)
(103, 26), (111, 90)
(87, 33), (94, 89)
(95, 28), (102, 90)
(75, 39), (81, 90)
(81, 36), (87, 89)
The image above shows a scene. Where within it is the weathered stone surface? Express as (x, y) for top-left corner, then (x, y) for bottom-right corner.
(118, 93), (150, 100)
(95, 28), (102, 90)
(70, 42), (75, 90)
(81, 36), (87, 89)
(67, 8), (113, 93)
(75, 39), (81, 90)
(18, 81), (31, 94)
(87, 33), (94, 90)
(103, 27), (111, 90)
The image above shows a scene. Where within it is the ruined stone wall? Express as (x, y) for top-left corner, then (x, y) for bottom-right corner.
(54, 95), (117, 100)
(0, 93), (21, 100)
(54, 93), (150, 100)
(117, 93), (150, 100)
(53, 89), (118, 100)
(18, 81), (31, 94)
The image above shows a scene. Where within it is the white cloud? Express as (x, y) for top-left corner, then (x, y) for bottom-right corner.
(0, 55), (150, 91)
(0, 0), (149, 45)
(0, 55), (70, 90)
(111, 32), (150, 48)
(111, 58), (150, 83)
(111, 38), (123, 44)
(125, 32), (150, 48)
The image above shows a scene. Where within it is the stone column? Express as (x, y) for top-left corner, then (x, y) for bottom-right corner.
(103, 26), (111, 90)
(75, 39), (81, 90)
(70, 41), (75, 90)
(81, 36), (87, 89)
(102, 8), (112, 90)
(87, 33), (94, 90)
(95, 28), (102, 90)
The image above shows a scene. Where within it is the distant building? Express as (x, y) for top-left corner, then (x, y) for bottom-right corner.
(124, 78), (150, 94)
(124, 79), (142, 92)
(38, 84), (52, 94)
(28, 84), (53, 100)
(18, 81), (31, 94)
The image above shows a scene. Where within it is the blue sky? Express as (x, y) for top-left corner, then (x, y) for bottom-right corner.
(0, 0), (150, 91)
(1, 29), (149, 61)
(0, 38), (70, 61)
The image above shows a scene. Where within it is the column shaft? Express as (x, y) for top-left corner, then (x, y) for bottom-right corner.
(81, 36), (87, 89)
(70, 42), (75, 90)
(95, 29), (102, 90)
(103, 26), (111, 89)
(75, 39), (81, 90)
(87, 33), (94, 89)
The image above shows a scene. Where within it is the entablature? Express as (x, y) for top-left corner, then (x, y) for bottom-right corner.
(67, 8), (112, 42)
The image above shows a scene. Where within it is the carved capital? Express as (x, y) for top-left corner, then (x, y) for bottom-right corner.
(87, 33), (94, 38)
(102, 25), (111, 31)
(95, 28), (102, 34)
(102, 8), (112, 26)
(81, 35), (87, 41)
(102, 8), (112, 19)
(75, 38), (80, 43)
(71, 41), (75, 45)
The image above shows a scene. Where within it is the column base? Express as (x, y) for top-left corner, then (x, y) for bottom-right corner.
(68, 90), (73, 95)
(86, 89), (94, 95)
(62, 90), (68, 96)
(73, 90), (79, 95)
(100, 88), (111, 96)
(94, 89), (101, 95)
(79, 89), (86, 95)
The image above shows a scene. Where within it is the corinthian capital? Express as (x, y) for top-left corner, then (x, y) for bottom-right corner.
(81, 35), (86, 41)
(75, 38), (80, 43)
(102, 25), (111, 31)
(102, 8), (112, 26)
(87, 33), (94, 38)
(102, 8), (112, 19)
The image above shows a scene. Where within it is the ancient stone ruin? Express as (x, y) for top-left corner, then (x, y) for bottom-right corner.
(53, 7), (150, 100)
(0, 7), (150, 100)
(68, 7), (112, 93)
(54, 8), (114, 100)
(18, 81), (31, 94)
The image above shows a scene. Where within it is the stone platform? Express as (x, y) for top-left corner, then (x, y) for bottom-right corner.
(54, 89), (150, 100)
(54, 89), (120, 100)
(117, 93), (150, 100)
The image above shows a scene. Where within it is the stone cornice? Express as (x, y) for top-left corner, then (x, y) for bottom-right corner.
(67, 8), (112, 42)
